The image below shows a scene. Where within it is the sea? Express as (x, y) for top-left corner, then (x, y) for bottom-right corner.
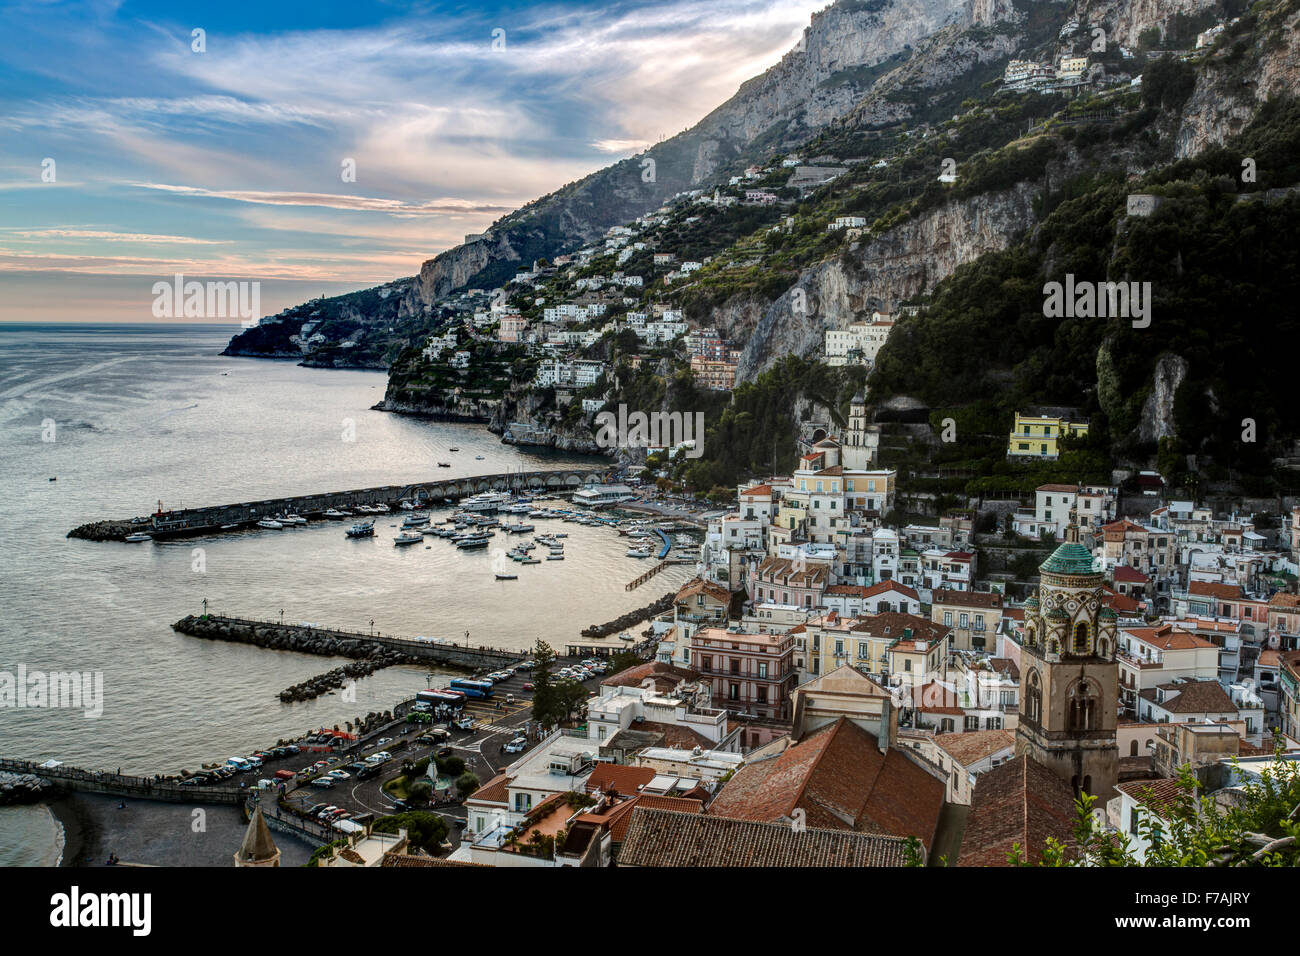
(0, 322), (694, 865)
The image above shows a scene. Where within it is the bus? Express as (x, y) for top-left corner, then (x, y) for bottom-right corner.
(448, 678), (494, 699)
(417, 689), (467, 708)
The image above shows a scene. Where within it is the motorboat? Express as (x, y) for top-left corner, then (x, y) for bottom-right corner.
(394, 531), (424, 546)
(495, 572), (518, 580)
(402, 513), (430, 528)
(504, 523), (534, 534)
(521, 558), (541, 564)
(546, 554), (564, 561)
(123, 533), (152, 542)
(449, 446), (460, 452)
(626, 546), (652, 558)
(475, 455), (485, 460)
(438, 462), (452, 467)
(257, 519), (284, 529)
(323, 509), (346, 519)
(456, 538), (489, 550)
(346, 521), (375, 538)
(283, 514), (307, 525)
(399, 500), (415, 510)
(618, 632), (636, 641)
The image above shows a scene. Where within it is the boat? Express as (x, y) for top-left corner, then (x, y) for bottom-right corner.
(475, 455), (485, 460)
(322, 509), (345, 519)
(495, 573), (518, 580)
(394, 531), (424, 546)
(123, 533), (152, 543)
(402, 513), (430, 528)
(437, 462), (451, 467)
(398, 501), (415, 510)
(546, 554), (564, 561)
(373, 503), (390, 512)
(504, 523), (534, 534)
(626, 546), (652, 558)
(456, 538), (489, 550)
(257, 518), (284, 529)
(521, 558), (541, 564)
(346, 521), (375, 538)
(449, 446), (460, 452)
(618, 632), (636, 641)
(283, 514), (307, 525)
(220, 523), (238, 530)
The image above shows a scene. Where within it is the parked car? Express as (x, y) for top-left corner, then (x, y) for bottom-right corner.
(522, 682), (535, 691)
(326, 770), (351, 781)
(356, 763), (384, 781)
(306, 803), (330, 815)
(314, 805), (338, 818)
(310, 776), (336, 788)
(436, 747), (453, 759)
(375, 737), (393, 746)
(503, 738), (527, 754)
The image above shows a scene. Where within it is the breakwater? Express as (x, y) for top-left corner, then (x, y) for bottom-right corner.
(172, 614), (527, 671)
(278, 654), (414, 703)
(580, 591), (675, 639)
(69, 466), (614, 541)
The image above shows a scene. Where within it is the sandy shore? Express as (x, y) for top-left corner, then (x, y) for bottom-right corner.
(46, 792), (315, 867)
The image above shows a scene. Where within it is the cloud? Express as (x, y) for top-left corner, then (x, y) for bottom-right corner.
(128, 182), (514, 216)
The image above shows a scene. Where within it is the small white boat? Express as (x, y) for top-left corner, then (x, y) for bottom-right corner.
(283, 514), (307, 525)
(123, 533), (152, 542)
(257, 519), (284, 530)
(323, 509), (345, 519)
(394, 531), (423, 546)
(402, 513), (429, 528)
(619, 632), (636, 641)
(475, 455), (485, 460)
(626, 547), (652, 558)
(399, 501), (415, 510)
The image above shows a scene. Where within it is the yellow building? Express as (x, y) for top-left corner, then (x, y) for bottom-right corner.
(1006, 408), (1089, 460)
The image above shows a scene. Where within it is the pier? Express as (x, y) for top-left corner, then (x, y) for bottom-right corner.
(173, 613), (529, 671)
(68, 466), (614, 541)
(0, 758), (244, 805)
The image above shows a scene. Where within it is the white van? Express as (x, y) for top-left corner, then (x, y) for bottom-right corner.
(225, 757), (252, 772)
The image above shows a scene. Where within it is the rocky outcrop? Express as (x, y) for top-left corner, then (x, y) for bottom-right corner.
(1176, 4), (1300, 158)
(1078, 0), (1219, 50)
(1137, 352), (1189, 444)
(0, 771), (54, 805)
(580, 591), (676, 639)
(738, 181), (1039, 379)
(278, 655), (414, 703)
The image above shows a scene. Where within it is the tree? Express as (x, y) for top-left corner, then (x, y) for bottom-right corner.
(406, 780), (433, 807)
(1016, 760), (1300, 866)
(554, 678), (589, 723)
(455, 772), (481, 797)
(531, 639), (559, 727)
(373, 811), (448, 854)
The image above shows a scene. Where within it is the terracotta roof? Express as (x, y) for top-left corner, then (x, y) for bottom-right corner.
(740, 484), (773, 497)
(675, 577), (732, 605)
(852, 612), (949, 647)
(959, 755), (1078, 866)
(1100, 585), (1142, 613)
(635, 719), (717, 751)
(1189, 581), (1243, 601)
(1112, 565), (1150, 583)
(815, 466), (843, 477)
(584, 763), (656, 796)
(1115, 778), (1192, 820)
(824, 580), (920, 601)
(602, 660), (700, 689)
(987, 657), (1021, 681)
(1122, 624), (1216, 651)
(619, 808), (909, 867)
(1037, 483), (1078, 493)
(911, 682), (963, 715)
(706, 717), (944, 847)
(595, 794), (704, 843)
(466, 772), (512, 805)
(1269, 592), (1300, 609)
(756, 556), (831, 588)
(381, 853), (489, 867)
(931, 589), (1002, 610)
(1139, 681), (1237, 715)
(935, 729), (1015, 767)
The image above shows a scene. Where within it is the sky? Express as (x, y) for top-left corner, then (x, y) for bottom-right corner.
(0, 0), (826, 322)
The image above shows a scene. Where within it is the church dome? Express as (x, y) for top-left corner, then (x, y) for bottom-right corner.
(1046, 607), (1069, 621)
(1099, 606), (1118, 619)
(1039, 542), (1096, 575)
(1024, 594), (1040, 609)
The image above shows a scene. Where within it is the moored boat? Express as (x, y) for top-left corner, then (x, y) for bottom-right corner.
(257, 518), (284, 529)
(394, 531), (423, 546)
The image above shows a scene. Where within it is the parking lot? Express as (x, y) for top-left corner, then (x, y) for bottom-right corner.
(269, 655), (613, 845)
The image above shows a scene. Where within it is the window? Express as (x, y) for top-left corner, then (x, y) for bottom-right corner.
(1068, 681), (1097, 732)
(730, 659), (740, 675)
(959, 613), (969, 629)
(974, 614), (984, 631)
(729, 683), (740, 701)
(1026, 671), (1042, 724)
(756, 687), (767, 703)
(515, 793), (532, 813)
(944, 611), (953, 627)
(964, 715), (979, 730)
(758, 662), (768, 679)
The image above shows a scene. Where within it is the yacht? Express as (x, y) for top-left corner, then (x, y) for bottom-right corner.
(394, 531), (424, 546)
(503, 523), (534, 534)
(322, 508), (346, 519)
(402, 513), (430, 528)
(123, 533), (152, 543)
(283, 514), (307, 525)
(459, 491), (514, 513)
(346, 521), (375, 538)
(257, 519), (284, 530)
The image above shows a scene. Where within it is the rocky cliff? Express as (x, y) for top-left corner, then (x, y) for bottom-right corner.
(738, 181), (1039, 379)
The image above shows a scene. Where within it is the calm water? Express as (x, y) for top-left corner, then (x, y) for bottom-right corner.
(0, 323), (692, 864)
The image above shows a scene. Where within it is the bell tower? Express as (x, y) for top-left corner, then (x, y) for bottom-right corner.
(1016, 513), (1119, 802)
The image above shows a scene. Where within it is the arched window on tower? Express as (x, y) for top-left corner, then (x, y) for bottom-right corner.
(1026, 671), (1042, 725)
(1068, 680), (1097, 732)
(1073, 622), (1089, 654)
(1026, 625), (1036, 649)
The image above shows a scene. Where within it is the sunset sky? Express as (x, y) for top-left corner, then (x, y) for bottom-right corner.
(0, 0), (824, 321)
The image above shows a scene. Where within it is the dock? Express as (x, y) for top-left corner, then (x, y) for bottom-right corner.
(0, 758), (244, 805)
(68, 466), (614, 541)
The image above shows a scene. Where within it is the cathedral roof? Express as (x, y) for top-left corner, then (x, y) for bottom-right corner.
(1039, 542), (1096, 575)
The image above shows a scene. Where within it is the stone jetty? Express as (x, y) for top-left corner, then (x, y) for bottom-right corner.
(277, 653), (416, 702)
(0, 771), (54, 806)
(580, 591), (675, 639)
